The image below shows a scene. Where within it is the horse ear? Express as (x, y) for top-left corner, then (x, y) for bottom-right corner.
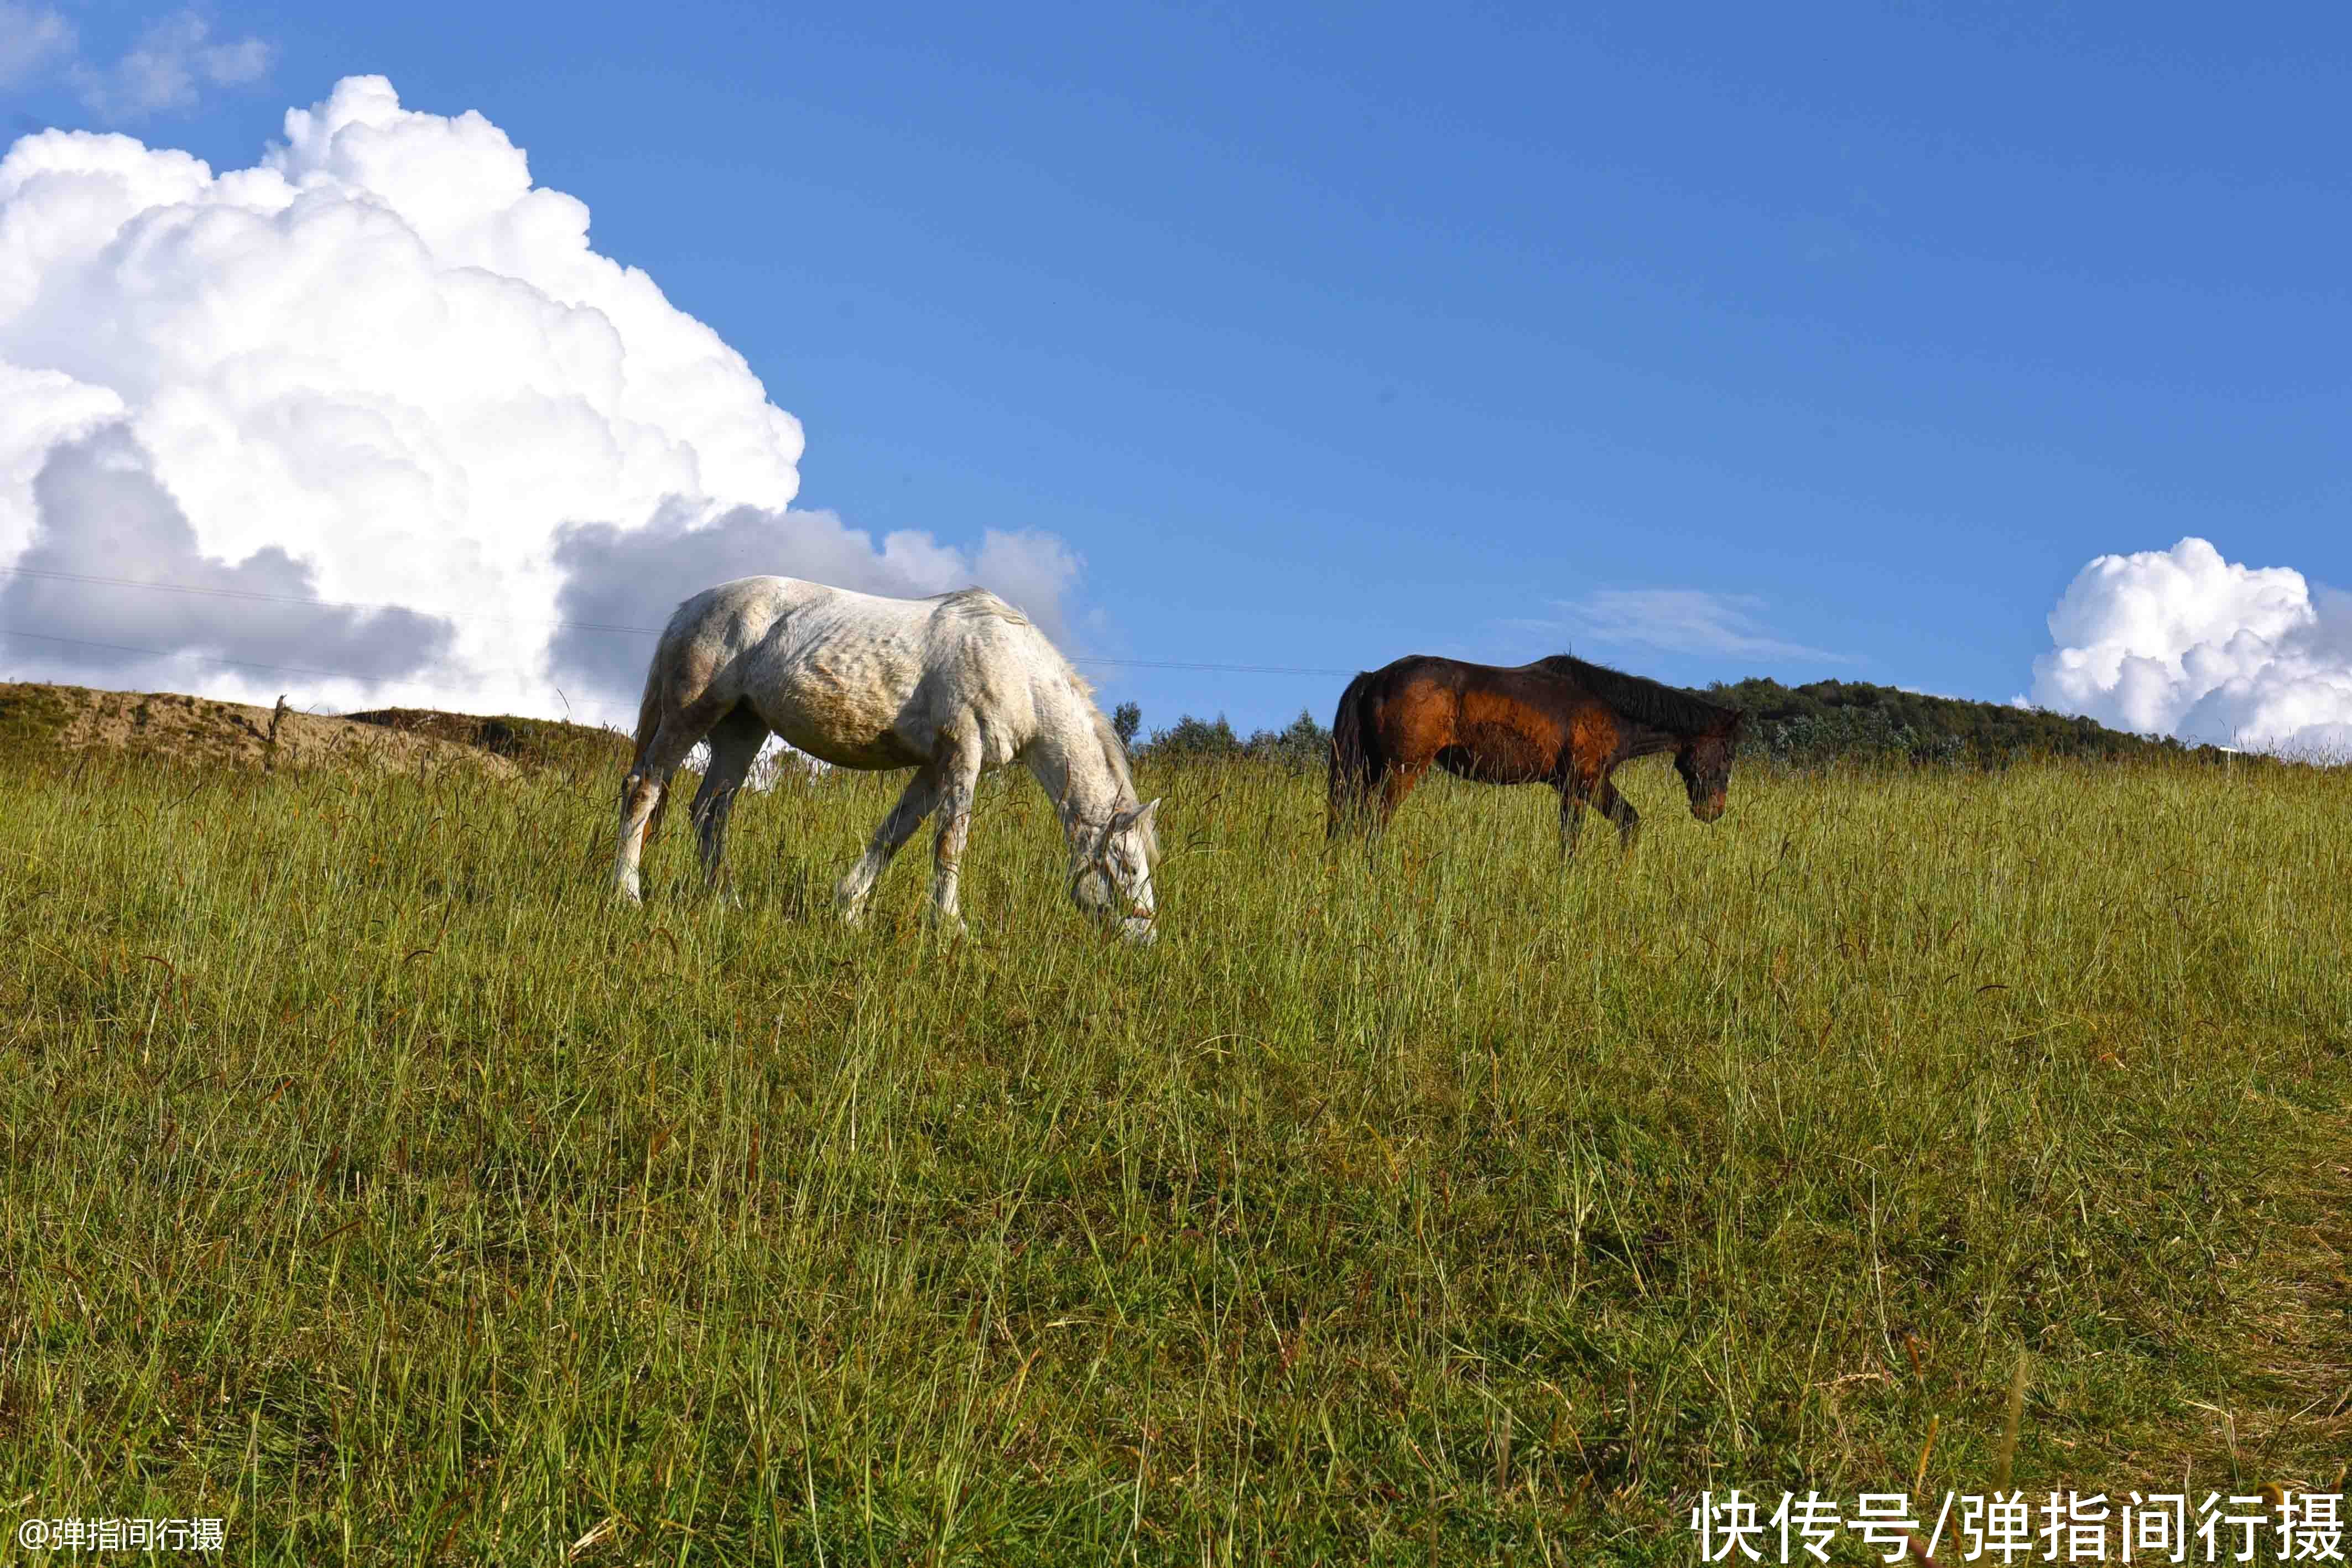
(1136, 798), (1161, 831)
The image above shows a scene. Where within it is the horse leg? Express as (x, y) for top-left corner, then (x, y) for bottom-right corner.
(616, 774), (658, 903)
(688, 707), (769, 899)
(927, 736), (985, 934)
(615, 701), (728, 904)
(1594, 777), (1642, 853)
(834, 765), (944, 925)
(1366, 759), (1427, 855)
(1557, 782), (1589, 857)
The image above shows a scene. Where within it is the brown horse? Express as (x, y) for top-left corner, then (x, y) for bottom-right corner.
(1327, 654), (1744, 852)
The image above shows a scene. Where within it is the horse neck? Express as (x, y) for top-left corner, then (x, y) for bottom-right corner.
(1023, 686), (1132, 838)
(1618, 718), (1684, 762)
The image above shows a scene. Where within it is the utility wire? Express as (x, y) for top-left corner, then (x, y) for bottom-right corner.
(1068, 655), (1354, 675)
(0, 628), (519, 700)
(0, 565), (1360, 678)
(0, 565), (658, 639)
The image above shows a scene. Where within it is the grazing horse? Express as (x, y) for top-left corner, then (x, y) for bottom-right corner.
(615, 577), (1161, 940)
(1327, 654), (1743, 852)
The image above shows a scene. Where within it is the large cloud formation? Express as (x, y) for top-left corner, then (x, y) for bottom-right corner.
(2027, 538), (2352, 757)
(0, 76), (1079, 721)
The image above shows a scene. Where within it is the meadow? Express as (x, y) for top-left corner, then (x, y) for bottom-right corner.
(1, 737), (2345, 1564)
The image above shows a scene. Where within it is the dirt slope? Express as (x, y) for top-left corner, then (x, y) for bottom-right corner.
(342, 706), (632, 775)
(0, 683), (519, 777)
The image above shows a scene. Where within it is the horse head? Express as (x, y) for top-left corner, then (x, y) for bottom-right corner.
(1070, 797), (1162, 942)
(1674, 711), (1743, 823)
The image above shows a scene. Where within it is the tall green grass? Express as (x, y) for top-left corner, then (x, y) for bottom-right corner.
(1, 747), (2345, 1563)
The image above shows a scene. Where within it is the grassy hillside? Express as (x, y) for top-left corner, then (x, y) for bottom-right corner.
(1703, 676), (2250, 769)
(0, 743), (2344, 1562)
(343, 707), (633, 780)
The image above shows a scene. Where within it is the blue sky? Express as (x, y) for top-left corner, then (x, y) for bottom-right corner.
(4, 2), (2348, 738)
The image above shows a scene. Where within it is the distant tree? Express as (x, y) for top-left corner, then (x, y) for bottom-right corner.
(1135, 709), (1332, 771)
(1241, 709), (1331, 773)
(1143, 713), (1242, 760)
(1111, 701), (1142, 749)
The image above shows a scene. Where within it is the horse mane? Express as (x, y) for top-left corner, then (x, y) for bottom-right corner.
(928, 585), (1156, 858)
(1076, 683), (1161, 862)
(1534, 654), (1735, 734)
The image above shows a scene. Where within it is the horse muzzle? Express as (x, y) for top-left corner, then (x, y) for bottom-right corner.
(1694, 790), (1726, 822)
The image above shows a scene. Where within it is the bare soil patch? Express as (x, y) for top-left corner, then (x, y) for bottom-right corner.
(343, 705), (631, 775)
(0, 681), (519, 777)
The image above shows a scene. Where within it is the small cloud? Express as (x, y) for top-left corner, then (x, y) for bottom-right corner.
(70, 10), (275, 120)
(1532, 587), (1856, 665)
(0, 1), (74, 88)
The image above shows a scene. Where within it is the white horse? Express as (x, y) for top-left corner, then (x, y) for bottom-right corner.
(613, 576), (1161, 940)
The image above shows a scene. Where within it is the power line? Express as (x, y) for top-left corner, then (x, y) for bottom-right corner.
(0, 627), (503, 698)
(1071, 655), (1354, 676)
(0, 565), (1360, 678)
(0, 565), (651, 638)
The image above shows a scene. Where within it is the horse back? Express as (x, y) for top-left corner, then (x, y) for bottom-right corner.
(1359, 654), (1625, 784)
(652, 578), (928, 768)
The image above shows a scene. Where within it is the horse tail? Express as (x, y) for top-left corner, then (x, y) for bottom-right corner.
(1327, 669), (1380, 837)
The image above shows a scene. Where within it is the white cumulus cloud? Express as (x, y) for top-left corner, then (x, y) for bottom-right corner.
(6, 423), (452, 680)
(0, 76), (1084, 722)
(2026, 537), (2352, 757)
